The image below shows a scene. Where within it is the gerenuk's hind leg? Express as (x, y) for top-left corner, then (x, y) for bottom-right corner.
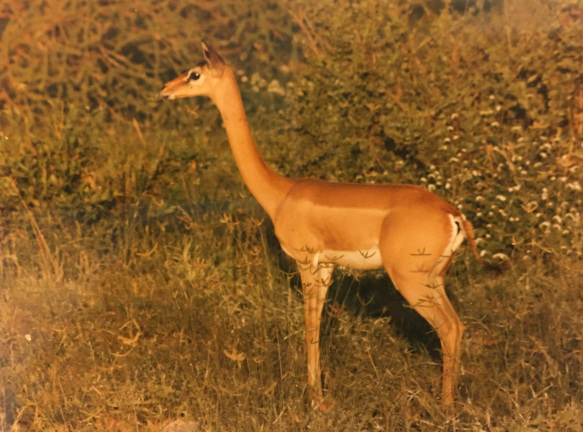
(388, 269), (463, 407)
(379, 210), (464, 408)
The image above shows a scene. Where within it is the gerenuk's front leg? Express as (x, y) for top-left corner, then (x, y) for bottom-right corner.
(298, 262), (333, 410)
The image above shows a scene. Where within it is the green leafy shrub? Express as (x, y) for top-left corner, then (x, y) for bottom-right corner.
(265, 0), (582, 263)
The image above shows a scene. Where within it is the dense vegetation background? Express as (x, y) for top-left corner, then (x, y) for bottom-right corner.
(0, 0), (582, 430)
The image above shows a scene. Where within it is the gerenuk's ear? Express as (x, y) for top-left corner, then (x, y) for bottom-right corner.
(201, 40), (225, 77)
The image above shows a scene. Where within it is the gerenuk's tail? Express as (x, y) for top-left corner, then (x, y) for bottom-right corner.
(461, 217), (481, 262)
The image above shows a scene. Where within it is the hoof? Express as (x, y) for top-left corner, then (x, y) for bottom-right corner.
(314, 396), (334, 412)
(308, 389), (334, 412)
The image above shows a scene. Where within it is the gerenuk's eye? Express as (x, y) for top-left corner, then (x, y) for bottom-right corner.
(188, 72), (200, 81)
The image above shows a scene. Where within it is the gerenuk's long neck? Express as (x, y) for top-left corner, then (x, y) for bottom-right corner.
(211, 68), (294, 218)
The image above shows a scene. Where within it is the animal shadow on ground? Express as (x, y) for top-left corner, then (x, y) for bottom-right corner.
(290, 269), (441, 358)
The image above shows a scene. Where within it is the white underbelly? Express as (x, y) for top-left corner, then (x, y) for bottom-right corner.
(318, 246), (383, 270)
(280, 244), (383, 271)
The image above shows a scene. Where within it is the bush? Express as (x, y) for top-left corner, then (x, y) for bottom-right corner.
(265, 0), (582, 263)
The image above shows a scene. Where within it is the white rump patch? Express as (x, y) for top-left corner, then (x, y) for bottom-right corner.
(428, 214), (466, 280)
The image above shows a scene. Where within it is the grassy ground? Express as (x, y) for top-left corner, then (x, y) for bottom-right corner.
(1, 203), (582, 431)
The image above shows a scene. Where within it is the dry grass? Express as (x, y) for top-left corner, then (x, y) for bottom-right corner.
(1, 209), (582, 431)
